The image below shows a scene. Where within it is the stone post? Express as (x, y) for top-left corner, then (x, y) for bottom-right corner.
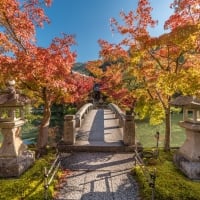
(63, 115), (75, 145)
(123, 115), (135, 146)
(118, 115), (124, 128)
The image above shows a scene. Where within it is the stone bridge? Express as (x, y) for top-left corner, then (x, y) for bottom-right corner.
(58, 103), (139, 152)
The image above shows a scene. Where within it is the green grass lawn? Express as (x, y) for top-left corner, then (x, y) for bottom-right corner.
(136, 113), (185, 148)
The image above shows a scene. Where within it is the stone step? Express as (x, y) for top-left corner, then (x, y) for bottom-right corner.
(57, 141), (138, 153)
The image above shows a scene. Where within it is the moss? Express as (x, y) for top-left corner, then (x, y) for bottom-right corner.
(134, 149), (200, 200)
(0, 149), (59, 200)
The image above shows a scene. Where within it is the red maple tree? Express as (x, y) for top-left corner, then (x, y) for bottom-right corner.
(0, 1), (94, 156)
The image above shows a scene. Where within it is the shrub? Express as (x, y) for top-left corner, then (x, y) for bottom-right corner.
(134, 149), (200, 200)
(0, 149), (59, 200)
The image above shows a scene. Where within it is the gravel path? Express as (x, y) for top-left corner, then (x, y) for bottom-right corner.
(54, 152), (140, 200)
(54, 108), (140, 199)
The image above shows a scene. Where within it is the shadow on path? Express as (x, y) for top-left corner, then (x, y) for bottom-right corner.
(55, 152), (140, 200)
(80, 170), (138, 200)
(61, 152), (134, 171)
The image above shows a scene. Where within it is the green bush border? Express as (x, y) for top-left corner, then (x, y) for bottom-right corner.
(0, 149), (59, 200)
(133, 149), (200, 200)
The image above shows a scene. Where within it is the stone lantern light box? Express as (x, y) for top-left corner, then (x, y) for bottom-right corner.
(0, 103), (24, 122)
(171, 96), (200, 180)
(0, 81), (35, 177)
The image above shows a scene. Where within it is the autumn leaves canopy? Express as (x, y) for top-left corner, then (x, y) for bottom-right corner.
(86, 0), (200, 150)
(0, 0), (200, 152)
(0, 0), (94, 153)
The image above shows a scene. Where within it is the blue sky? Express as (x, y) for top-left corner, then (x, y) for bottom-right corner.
(36, 0), (174, 63)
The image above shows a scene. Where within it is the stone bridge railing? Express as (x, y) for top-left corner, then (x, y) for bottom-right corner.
(75, 103), (93, 128)
(108, 103), (125, 127)
(62, 102), (136, 147)
(108, 103), (135, 146)
(63, 103), (93, 145)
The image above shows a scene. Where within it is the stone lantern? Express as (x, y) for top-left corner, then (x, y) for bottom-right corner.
(171, 95), (200, 180)
(0, 81), (35, 177)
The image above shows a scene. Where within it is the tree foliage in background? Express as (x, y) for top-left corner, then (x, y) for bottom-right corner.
(87, 0), (200, 151)
(0, 0), (52, 87)
(0, 0), (51, 53)
(111, 0), (200, 151)
(0, 0), (94, 156)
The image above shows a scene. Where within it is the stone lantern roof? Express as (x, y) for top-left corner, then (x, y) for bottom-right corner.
(0, 81), (30, 122)
(170, 96), (200, 109)
(0, 80), (30, 106)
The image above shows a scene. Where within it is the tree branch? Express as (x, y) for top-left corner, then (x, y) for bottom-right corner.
(2, 12), (27, 52)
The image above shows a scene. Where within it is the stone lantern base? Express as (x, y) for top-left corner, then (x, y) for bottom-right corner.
(174, 152), (200, 180)
(0, 150), (35, 177)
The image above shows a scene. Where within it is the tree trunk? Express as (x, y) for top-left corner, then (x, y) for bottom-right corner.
(36, 89), (52, 157)
(164, 105), (171, 151)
